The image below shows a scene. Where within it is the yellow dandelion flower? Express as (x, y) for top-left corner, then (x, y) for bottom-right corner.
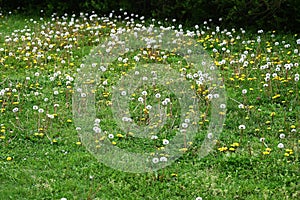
(6, 156), (12, 161)
(263, 151), (270, 155)
(265, 148), (271, 152)
(179, 148), (188, 152)
(231, 142), (239, 147)
(218, 147), (228, 152)
(270, 112), (276, 117)
(272, 94), (280, 99)
(284, 153), (289, 157)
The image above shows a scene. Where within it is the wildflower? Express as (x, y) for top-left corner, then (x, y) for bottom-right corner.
(279, 134), (285, 139)
(231, 142), (239, 147)
(38, 108), (44, 113)
(182, 123), (188, 128)
(108, 134), (114, 139)
(151, 135), (158, 140)
(277, 143), (284, 148)
(238, 104), (244, 109)
(152, 157), (159, 164)
(220, 104), (226, 109)
(284, 153), (289, 157)
(146, 105), (152, 110)
(138, 97), (144, 102)
(238, 125), (246, 130)
(272, 94), (280, 99)
(179, 148), (188, 152)
(141, 91), (147, 96)
(163, 139), (169, 145)
(218, 147), (228, 152)
(76, 141), (81, 145)
(290, 125), (296, 129)
(6, 156), (12, 161)
(162, 100), (168, 105)
(160, 157), (167, 162)
(207, 133), (213, 139)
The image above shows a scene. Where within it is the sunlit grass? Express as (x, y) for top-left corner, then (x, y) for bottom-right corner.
(0, 10), (299, 199)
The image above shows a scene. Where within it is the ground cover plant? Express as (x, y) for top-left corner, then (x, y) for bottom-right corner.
(0, 10), (299, 200)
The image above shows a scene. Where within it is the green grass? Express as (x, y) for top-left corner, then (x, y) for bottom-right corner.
(0, 11), (299, 200)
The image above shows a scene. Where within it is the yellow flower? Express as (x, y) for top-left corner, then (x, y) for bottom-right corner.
(179, 148), (188, 152)
(272, 94), (280, 99)
(218, 147), (228, 152)
(270, 112), (276, 117)
(231, 142), (240, 147)
(263, 151), (270, 155)
(284, 153), (289, 157)
(67, 119), (72, 123)
(229, 147), (235, 151)
(76, 141), (81, 145)
(290, 125), (296, 129)
(265, 148), (271, 152)
(116, 133), (124, 138)
(112, 141), (117, 145)
(6, 156), (12, 161)
(285, 149), (293, 154)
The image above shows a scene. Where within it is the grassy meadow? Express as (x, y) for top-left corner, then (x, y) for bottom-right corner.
(0, 11), (299, 200)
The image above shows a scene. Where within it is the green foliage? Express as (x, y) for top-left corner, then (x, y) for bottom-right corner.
(0, 0), (299, 34)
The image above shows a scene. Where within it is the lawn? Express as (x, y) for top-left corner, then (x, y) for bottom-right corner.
(0, 11), (299, 200)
